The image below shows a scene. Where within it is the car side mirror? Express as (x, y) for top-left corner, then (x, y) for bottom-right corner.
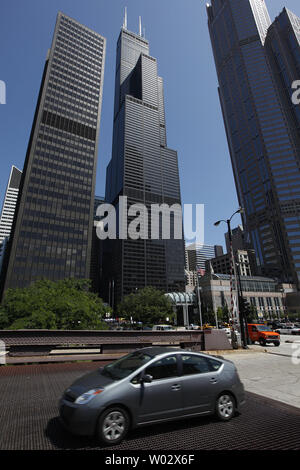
(141, 374), (153, 384)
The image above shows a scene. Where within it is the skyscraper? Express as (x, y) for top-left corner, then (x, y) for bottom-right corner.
(1, 12), (106, 294)
(90, 195), (105, 294)
(0, 166), (22, 273)
(185, 243), (223, 271)
(225, 225), (247, 254)
(207, 0), (300, 285)
(105, 16), (185, 303)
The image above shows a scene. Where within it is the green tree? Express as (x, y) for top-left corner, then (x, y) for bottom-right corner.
(0, 279), (109, 330)
(117, 287), (174, 325)
(216, 305), (229, 323)
(216, 307), (223, 321)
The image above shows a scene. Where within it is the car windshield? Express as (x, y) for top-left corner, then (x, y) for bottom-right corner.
(101, 351), (153, 380)
(256, 325), (272, 332)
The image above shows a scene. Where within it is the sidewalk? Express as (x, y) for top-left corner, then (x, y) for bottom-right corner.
(222, 349), (300, 409)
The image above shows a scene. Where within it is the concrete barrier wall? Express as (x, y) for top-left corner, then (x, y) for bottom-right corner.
(0, 329), (232, 356)
(0, 329), (205, 356)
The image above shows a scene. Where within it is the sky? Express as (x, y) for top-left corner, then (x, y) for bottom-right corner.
(0, 0), (299, 251)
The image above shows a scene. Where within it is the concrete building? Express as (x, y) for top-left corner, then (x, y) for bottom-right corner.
(0, 166), (22, 274)
(185, 269), (199, 292)
(1, 13), (106, 295)
(206, 249), (257, 277)
(199, 272), (295, 319)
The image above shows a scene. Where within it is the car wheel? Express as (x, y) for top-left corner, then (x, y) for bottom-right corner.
(215, 393), (235, 421)
(274, 341), (280, 347)
(97, 407), (129, 446)
(259, 338), (266, 346)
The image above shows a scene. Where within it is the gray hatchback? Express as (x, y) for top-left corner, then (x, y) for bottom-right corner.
(59, 347), (245, 445)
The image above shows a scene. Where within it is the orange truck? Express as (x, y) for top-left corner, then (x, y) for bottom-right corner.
(247, 323), (280, 347)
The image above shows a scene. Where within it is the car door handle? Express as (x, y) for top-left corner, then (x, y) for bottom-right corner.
(171, 384), (181, 391)
(210, 378), (218, 384)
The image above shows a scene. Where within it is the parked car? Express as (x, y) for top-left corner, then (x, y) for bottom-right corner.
(186, 324), (200, 330)
(291, 327), (300, 335)
(59, 347), (246, 445)
(152, 325), (174, 331)
(275, 325), (300, 335)
(248, 323), (280, 346)
(267, 321), (281, 330)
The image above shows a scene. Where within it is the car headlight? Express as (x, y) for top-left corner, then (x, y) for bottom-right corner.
(75, 388), (104, 405)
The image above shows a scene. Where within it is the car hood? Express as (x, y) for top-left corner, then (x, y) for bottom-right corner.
(66, 368), (116, 398)
(261, 331), (279, 336)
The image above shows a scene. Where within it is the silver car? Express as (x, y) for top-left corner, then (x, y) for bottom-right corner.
(59, 347), (245, 445)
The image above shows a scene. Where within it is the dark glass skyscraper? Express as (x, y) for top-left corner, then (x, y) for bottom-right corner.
(105, 21), (185, 302)
(207, 0), (300, 285)
(2, 12), (106, 293)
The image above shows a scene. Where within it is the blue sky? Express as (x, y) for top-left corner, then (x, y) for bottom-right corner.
(0, 0), (299, 250)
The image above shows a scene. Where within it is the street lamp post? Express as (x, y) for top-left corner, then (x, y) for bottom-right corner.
(196, 275), (203, 329)
(235, 260), (250, 348)
(214, 207), (247, 348)
(279, 288), (285, 321)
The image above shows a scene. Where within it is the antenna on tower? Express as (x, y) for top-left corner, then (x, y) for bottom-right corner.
(123, 7), (127, 29)
(139, 16), (142, 36)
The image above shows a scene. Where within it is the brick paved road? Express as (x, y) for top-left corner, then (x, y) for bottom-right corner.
(0, 362), (300, 450)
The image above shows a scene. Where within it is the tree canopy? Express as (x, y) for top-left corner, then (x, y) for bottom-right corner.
(0, 279), (109, 330)
(117, 286), (174, 325)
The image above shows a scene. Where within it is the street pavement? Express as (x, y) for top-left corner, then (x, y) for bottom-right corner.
(223, 335), (300, 408)
(0, 360), (300, 450)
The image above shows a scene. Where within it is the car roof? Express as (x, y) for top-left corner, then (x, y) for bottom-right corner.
(138, 346), (181, 357)
(136, 346), (219, 359)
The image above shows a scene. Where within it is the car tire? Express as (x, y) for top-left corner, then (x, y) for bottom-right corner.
(259, 338), (266, 346)
(97, 407), (130, 446)
(215, 393), (235, 422)
(274, 341), (280, 347)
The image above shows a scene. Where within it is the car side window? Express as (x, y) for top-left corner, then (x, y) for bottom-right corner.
(252, 326), (257, 332)
(207, 357), (222, 371)
(144, 355), (178, 380)
(181, 355), (212, 375)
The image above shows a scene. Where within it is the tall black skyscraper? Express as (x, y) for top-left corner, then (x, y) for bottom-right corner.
(2, 12), (106, 293)
(105, 17), (185, 302)
(207, 0), (300, 286)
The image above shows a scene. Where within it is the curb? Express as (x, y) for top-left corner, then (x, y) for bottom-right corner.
(266, 351), (294, 358)
(206, 348), (261, 356)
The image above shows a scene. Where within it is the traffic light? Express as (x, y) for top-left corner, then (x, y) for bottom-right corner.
(240, 298), (251, 318)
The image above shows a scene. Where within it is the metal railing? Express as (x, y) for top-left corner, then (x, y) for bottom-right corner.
(0, 329), (205, 357)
